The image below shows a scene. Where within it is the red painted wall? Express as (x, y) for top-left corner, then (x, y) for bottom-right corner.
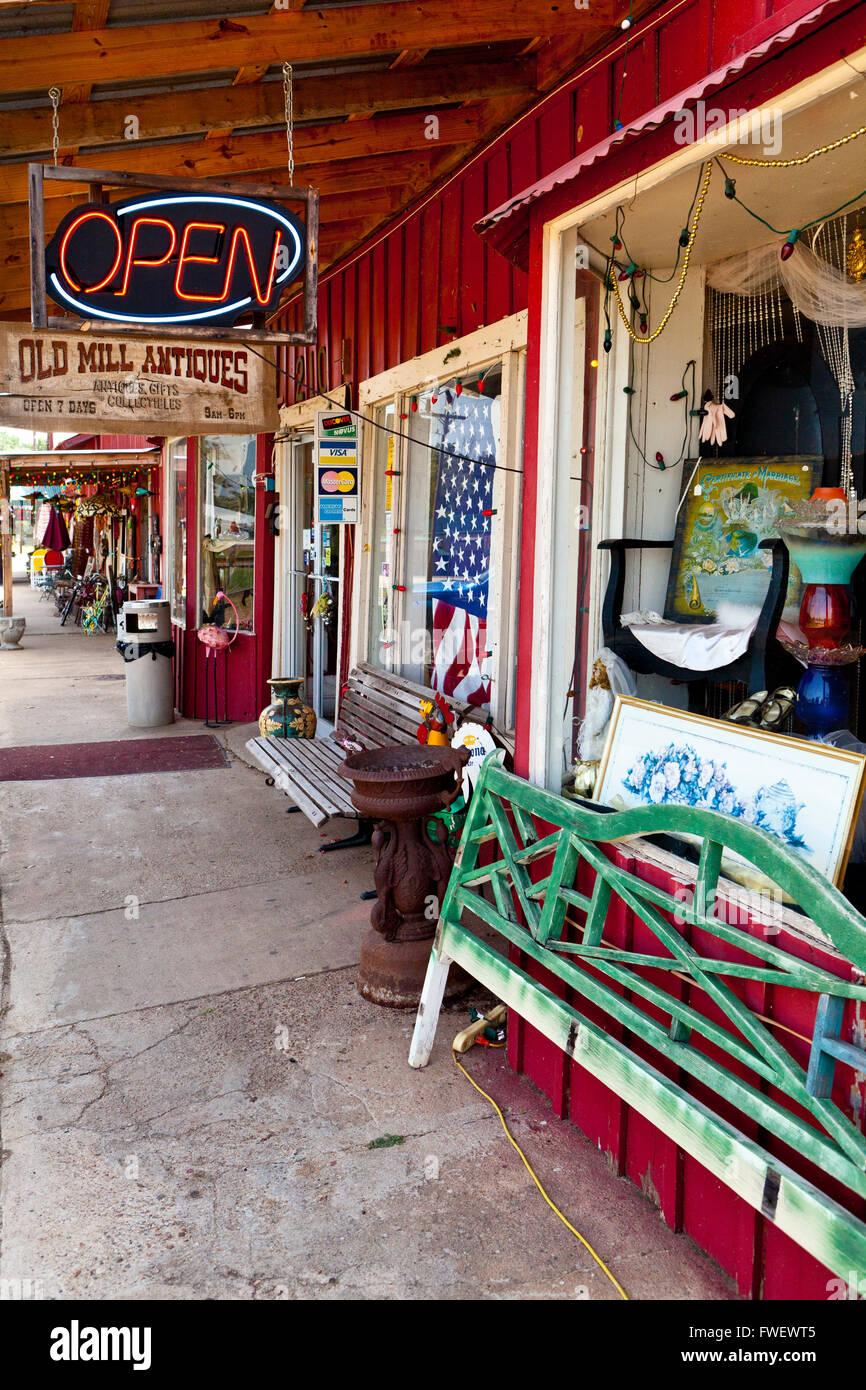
(504, 0), (866, 1299)
(273, 0), (866, 1297)
(171, 433), (274, 724)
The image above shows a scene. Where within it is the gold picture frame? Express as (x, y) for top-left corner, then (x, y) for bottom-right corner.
(594, 696), (866, 889)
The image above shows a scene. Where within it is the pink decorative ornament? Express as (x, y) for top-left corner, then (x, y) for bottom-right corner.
(197, 591), (241, 650)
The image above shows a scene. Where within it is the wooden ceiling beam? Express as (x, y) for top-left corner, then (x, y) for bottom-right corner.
(0, 57), (536, 158)
(0, 101), (513, 206)
(0, 147), (464, 236)
(0, 2), (614, 94)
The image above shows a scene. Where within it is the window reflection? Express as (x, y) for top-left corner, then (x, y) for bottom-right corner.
(199, 436), (256, 633)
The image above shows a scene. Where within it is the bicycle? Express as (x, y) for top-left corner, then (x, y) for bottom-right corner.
(80, 577), (113, 634)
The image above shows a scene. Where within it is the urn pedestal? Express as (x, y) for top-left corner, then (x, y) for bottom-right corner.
(338, 744), (471, 1008)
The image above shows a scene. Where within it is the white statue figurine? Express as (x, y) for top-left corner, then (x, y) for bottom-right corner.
(577, 647), (637, 762)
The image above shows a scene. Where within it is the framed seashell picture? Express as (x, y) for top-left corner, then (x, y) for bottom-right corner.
(594, 695), (866, 889)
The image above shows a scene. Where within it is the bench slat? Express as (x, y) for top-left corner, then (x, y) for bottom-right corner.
(340, 694), (417, 746)
(245, 737), (351, 822)
(279, 739), (356, 816)
(337, 690), (413, 739)
(344, 683), (422, 733)
(245, 738), (331, 825)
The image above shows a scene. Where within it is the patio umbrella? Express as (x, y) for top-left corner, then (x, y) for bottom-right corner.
(40, 503), (71, 551)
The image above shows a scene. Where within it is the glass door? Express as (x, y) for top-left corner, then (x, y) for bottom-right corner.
(282, 434), (340, 725)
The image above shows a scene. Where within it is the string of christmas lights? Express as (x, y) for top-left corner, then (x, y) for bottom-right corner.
(600, 116), (866, 347)
(623, 358), (698, 472)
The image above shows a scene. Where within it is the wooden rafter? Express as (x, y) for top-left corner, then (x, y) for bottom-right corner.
(0, 58), (536, 158)
(0, 2), (614, 94)
(0, 102), (519, 206)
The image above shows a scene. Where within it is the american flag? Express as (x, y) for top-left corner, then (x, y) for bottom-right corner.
(425, 392), (496, 707)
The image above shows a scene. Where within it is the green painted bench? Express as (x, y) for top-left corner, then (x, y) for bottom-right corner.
(409, 751), (866, 1283)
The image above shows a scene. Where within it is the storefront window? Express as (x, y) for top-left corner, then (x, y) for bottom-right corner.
(366, 401), (395, 664)
(167, 438), (187, 628)
(367, 370), (508, 711)
(199, 436), (256, 633)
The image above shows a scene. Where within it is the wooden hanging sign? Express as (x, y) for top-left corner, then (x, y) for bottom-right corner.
(0, 323), (278, 435)
(28, 164), (318, 346)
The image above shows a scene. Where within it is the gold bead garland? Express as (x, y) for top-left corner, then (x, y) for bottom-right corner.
(719, 122), (866, 168)
(609, 160), (713, 344)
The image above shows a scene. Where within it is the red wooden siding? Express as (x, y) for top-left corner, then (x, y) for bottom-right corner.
(170, 434), (274, 724)
(265, 0), (866, 1299)
(270, 81), (575, 399)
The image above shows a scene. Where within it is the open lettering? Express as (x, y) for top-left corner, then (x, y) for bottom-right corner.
(45, 191), (305, 329)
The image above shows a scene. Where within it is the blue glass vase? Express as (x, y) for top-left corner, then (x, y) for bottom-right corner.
(796, 664), (849, 739)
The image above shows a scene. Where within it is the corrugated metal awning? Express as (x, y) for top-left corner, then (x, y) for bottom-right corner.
(475, 0), (850, 267)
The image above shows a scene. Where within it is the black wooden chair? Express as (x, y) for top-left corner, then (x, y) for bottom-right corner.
(598, 536), (794, 711)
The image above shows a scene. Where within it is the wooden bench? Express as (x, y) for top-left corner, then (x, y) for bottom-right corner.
(410, 750), (866, 1281)
(246, 662), (513, 845)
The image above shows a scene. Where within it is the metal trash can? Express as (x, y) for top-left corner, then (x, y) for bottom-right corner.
(116, 599), (175, 727)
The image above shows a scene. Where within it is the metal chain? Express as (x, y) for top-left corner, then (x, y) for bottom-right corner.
(49, 86), (61, 166)
(282, 62), (294, 186)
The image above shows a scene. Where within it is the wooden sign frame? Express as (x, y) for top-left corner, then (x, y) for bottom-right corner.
(28, 163), (318, 347)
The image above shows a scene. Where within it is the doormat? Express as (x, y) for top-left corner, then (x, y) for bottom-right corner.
(0, 735), (228, 782)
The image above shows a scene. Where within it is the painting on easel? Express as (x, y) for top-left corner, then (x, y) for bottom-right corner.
(663, 456), (822, 623)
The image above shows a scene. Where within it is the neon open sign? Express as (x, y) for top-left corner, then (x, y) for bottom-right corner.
(44, 192), (306, 328)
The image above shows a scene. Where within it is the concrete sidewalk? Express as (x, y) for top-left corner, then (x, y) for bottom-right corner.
(0, 578), (735, 1300)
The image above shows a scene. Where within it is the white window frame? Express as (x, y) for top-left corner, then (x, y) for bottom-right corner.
(272, 389), (348, 705)
(163, 435), (188, 630)
(351, 311), (528, 731)
(529, 56), (865, 791)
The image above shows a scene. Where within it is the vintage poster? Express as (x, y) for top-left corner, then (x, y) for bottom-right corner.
(663, 456), (823, 622)
(0, 325), (277, 435)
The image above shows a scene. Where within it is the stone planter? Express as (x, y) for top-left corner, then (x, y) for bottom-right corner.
(0, 616), (25, 649)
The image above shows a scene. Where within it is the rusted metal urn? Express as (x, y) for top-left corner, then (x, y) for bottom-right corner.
(338, 743), (471, 1007)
